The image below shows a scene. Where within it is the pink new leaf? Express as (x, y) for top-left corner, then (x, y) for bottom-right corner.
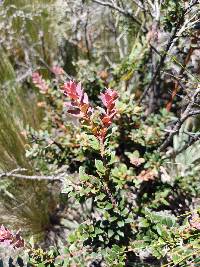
(51, 66), (64, 76)
(32, 72), (48, 93)
(100, 89), (118, 111)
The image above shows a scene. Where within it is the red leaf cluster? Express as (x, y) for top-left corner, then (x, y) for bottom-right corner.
(62, 81), (92, 119)
(63, 81), (118, 142)
(99, 89), (118, 140)
(32, 71), (119, 143)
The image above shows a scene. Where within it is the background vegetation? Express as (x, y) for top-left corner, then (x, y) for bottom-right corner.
(0, 0), (200, 266)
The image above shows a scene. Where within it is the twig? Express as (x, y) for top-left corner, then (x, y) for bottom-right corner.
(159, 88), (200, 151)
(84, 9), (91, 60)
(0, 167), (68, 181)
(138, 20), (183, 104)
(138, 1), (199, 104)
(173, 133), (200, 157)
(93, 0), (162, 58)
(92, 0), (147, 32)
(132, 0), (147, 10)
(16, 69), (34, 83)
(164, 72), (187, 91)
(38, 58), (72, 80)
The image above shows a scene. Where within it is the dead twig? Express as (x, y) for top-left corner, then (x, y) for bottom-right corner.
(92, 0), (162, 58)
(138, 22), (183, 104)
(159, 88), (200, 152)
(0, 167), (68, 181)
(138, 0), (199, 104)
(175, 132), (200, 156)
(92, 0), (147, 32)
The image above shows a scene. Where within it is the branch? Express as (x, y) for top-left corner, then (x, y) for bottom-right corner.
(16, 69), (34, 83)
(132, 0), (147, 10)
(92, 0), (162, 58)
(138, 1), (199, 104)
(0, 167), (68, 181)
(174, 132), (200, 156)
(159, 88), (200, 152)
(138, 21), (183, 104)
(92, 0), (147, 33)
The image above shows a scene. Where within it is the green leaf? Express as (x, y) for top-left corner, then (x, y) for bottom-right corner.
(155, 224), (163, 236)
(108, 151), (117, 165)
(105, 203), (113, 210)
(138, 218), (149, 228)
(117, 230), (124, 237)
(99, 235), (104, 242)
(125, 217), (134, 223)
(79, 166), (90, 181)
(87, 135), (100, 150)
(117, 221), (125, 227)
(97, 193), (106, 200)
(95, 159), (106, 174)
(95, 227), (104, 235)
(68, 233), (77, 243)
(108, 229), (114, 238)
(110, 216), (118, 222)
(114, 235), (120, 241)
(172, 253), (181, 264)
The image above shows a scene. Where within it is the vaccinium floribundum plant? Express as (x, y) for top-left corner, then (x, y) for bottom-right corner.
(56, 79), (137, 266)
(33, 72), (134, 265)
